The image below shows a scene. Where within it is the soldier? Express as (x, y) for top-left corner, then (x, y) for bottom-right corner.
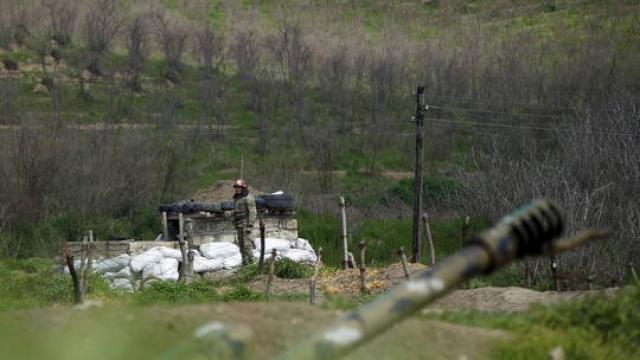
(233, 179), (257, 265)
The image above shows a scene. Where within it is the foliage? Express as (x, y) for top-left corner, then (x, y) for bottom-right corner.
(274, 258), (314, 279)
(0, 258), (112, 311)
(389, 177), (463, 207)
(134, 280), (219, 305)
(425, 284), (640, 359)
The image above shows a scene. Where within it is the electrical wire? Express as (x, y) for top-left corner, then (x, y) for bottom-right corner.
(424, 117), (640, 138)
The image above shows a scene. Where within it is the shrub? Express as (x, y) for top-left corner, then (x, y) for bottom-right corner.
(274, 258), (313, 279)
(135, 280), (218, 305)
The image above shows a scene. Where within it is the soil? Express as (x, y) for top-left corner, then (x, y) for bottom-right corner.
(248, 261), (611, 313)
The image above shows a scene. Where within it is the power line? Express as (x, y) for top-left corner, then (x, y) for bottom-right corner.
(423, 92), (576, 111)
(425, 117), (640, 138)
(440, 105), (569, 119)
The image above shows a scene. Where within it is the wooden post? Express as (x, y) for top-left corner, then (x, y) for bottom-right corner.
(81, 241), (93, 299)
(550, 256), (559, 291)
(162, 211), (168, 240)
(628, 262), (639, 284)
(309, 247), (323, 305)
(422, 212), (435, 266)
(460, 216), (470, 245)
(358, 241), (367, 294)
(339, 196), (349, 269)
(178, 213), (188, 283)
(265, 249), (277, 300)
(398, 246), (410, 280)
(79, 234), (87, 297)
(587, 274), (595, 290)
(66, 256), (82, 304)
(411, 85), (426, 263)
(187, 250), (195, 284)
(259, 216), (266, 269)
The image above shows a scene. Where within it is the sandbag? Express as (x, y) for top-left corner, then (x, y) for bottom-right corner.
(223, 254), (243, 269)
(104, 266), (133, 280)
(111, 278), (135, 292)
(130, 248), (164, 273)
(282, 249), (317, 264)
(200, 242), (240, 260)
(94, 254), (131, 274)
(253, 238), (291, 252)
(293, 238), (314, 252)
(192, 255), (224, 273)
(142, 258), (179, 282)
(157, 246), (183, 260)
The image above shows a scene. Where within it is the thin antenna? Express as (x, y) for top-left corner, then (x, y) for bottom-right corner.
(240, 153), (244, 180)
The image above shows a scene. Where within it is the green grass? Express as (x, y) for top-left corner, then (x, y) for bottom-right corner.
(0, 258), (113, 311)
(424, 284), (640, 359)
(274, 258), (314, 279)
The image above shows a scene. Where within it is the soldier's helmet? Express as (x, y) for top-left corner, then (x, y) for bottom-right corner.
(233, 179), (248, 188)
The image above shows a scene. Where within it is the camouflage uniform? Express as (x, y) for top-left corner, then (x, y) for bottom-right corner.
(234, 192), (257, 265)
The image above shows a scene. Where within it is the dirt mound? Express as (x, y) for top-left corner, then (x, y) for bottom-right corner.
(191, 180), (264, 203)
(248, 263), (613, 314)
(430, 286), (615, 312)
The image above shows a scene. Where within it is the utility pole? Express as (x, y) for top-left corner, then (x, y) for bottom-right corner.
(411, 85), (427, 263)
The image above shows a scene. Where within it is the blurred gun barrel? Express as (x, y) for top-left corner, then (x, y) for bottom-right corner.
(279, 199), (565, 360)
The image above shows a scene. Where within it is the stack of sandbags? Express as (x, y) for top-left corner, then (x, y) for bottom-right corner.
(199, 242), (242, 270)
(252, 237), (317, 264)
(87, 238), (317, 291)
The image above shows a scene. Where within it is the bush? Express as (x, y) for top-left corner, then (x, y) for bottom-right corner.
(135, 280), (218, 305)
(275, 258), (313, 279)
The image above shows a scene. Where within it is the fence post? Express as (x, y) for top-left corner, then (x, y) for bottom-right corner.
(422, 212), (435, 266)
(339, 196), (349, 269)
(259, 215), (266, 270)
(629, 261), (639, 284)
(309, 247), (323, 305)
(265, 249), (277, 300)
(398, 246), (410, 280)
(162, 211), (168, 240)
(587, 274), (595, 290)
(550, 256), (559, 291)
(178, 213), (189, 283)
(66, 255), (82, 304)
(358, 241), (368, 294)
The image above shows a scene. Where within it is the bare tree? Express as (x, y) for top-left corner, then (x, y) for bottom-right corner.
(28, 30), (52, 74)
(84, 0), (125, 74)
(44, 0), (78, 46)
(229, 28), (259, 83)
(0, 79), (17, 124)
(154, 13), (188, 83)
(125, 16), (150, 92)
(195, 25), (225, 76)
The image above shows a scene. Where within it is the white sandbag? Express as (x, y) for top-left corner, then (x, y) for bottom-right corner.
(143, 258), (179, 282)
(282, 249), (317, 264)
(130, 248), (164, 273)
(111, 278), (135, 292)
(94, 254), (131, 274)
(192, 255), (224, 273)
(223, 253), (243, 269)
(252, 249), (283, 261)
(253, 237), (291, 252)
(200, 242), (240, 260)
(293, 238), (314, 252)
(106, 266), (132, 280)
(157, 246), (183, 260)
